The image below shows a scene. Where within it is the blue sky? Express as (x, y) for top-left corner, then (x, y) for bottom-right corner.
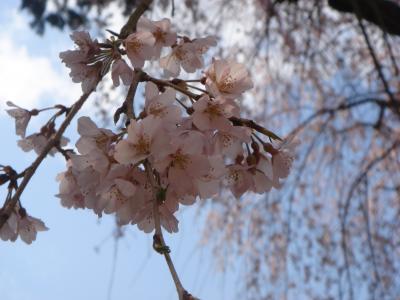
(0, 2), (237, 299)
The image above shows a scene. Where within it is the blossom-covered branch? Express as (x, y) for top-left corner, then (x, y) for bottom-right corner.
(1, 2), (298, 299)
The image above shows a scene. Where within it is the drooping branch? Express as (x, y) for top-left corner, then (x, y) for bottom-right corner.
(0, 88), (96, 229)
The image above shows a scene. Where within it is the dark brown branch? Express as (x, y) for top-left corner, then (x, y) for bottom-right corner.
(355, 11), (399, 116)
(119, 0), (153, 39)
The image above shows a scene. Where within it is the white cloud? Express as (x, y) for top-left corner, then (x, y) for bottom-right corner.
(0, 38), (78, 109)
(0, 8), (81, 112)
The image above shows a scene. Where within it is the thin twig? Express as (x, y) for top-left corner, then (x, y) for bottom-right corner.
(230, 116), (282, 140)
(142, 73), (201, 100)
(171, 0), (175, 17)
(361, 178), (382, 299)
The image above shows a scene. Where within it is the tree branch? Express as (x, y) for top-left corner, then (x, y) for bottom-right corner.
(0, 89), (95, 229)
(144, 160), (188, 300)
(119, 0), (153, 39)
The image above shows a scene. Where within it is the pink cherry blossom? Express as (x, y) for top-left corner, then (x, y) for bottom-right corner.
(192, 95), (235, 131)
(271, 137), (299, 181)
(6, 101), (35, 138)
(195, 155), (226, 199)
(249, 168), (273, 193)
(166, 188), (196, 206)
(205, 58), (253, 99)
(69, 31), (100, 58)
(100, 178), (136, 223)
(17, 214), (49, 244)
(124, 31), (155, 68)
(111, 58), (133, 87)
(191, 36), (217, 56)
(70, 150), (110, 177)
(60, 31), (101, 93)
(213, 126), (251, 158)
(135, 196), (179, 234)
(76, 116), (115, 155)
(159, 36), (216, 77)
(73, 165), (103, 215)
(0, 212), (18, 242)
(46, 16), (293, 246)
(114, 118), (162, 165)
(0, 210), (48, 244)
(56, 166), (85, 209)
(154, 131), (210, 197)
(18, 133), (69, 156)
(144, 82), (181, 123)
(226, 164), (253, 198)
(59, 31), (100, 65)
(137, 17), (177, 58)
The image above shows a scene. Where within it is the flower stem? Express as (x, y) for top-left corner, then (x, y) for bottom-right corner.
(144, 160), (187, 300)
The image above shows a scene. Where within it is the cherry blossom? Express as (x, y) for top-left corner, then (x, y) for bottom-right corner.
(154, 131), (210, 197)
(191, 36), (217, 56)
(124, 31), (155, 68)
(271, 137), (299, 183)
(0, 210), (48, 244)
(159, 36), (216, 77)
(100, 178), (136, 222)
(111, 58), (133, 87)
(195, 155), (226, 199)
(137, 16), (177, 59)
(0, 211), (18, 242)
(76, 116), (115, 155)
(18, 133), (69, 156)
(226, 164), (253, 198)
(135, 196), (179, 234)
(18, 214), (49, 244)
(59, 31), (101, 93)
(114, 117), (168, 165)
(205, 58), (253, 99)
(3, 15), (296, 247)
(248, 156), (274, 193)
(56, 165), (85, 209)
(192, 95), (236, 131)
(6, 101), (37, 138)
(144, 82), (181, 124)
(213, 126), (251, 158)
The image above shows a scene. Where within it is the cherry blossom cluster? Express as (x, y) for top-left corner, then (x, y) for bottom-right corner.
(53, 16), (298, 234)
(1, 15), (297, 244)
(0, 102), (71, 244)
(0, 204), (48, 244)
(5, 101), (69, 156)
